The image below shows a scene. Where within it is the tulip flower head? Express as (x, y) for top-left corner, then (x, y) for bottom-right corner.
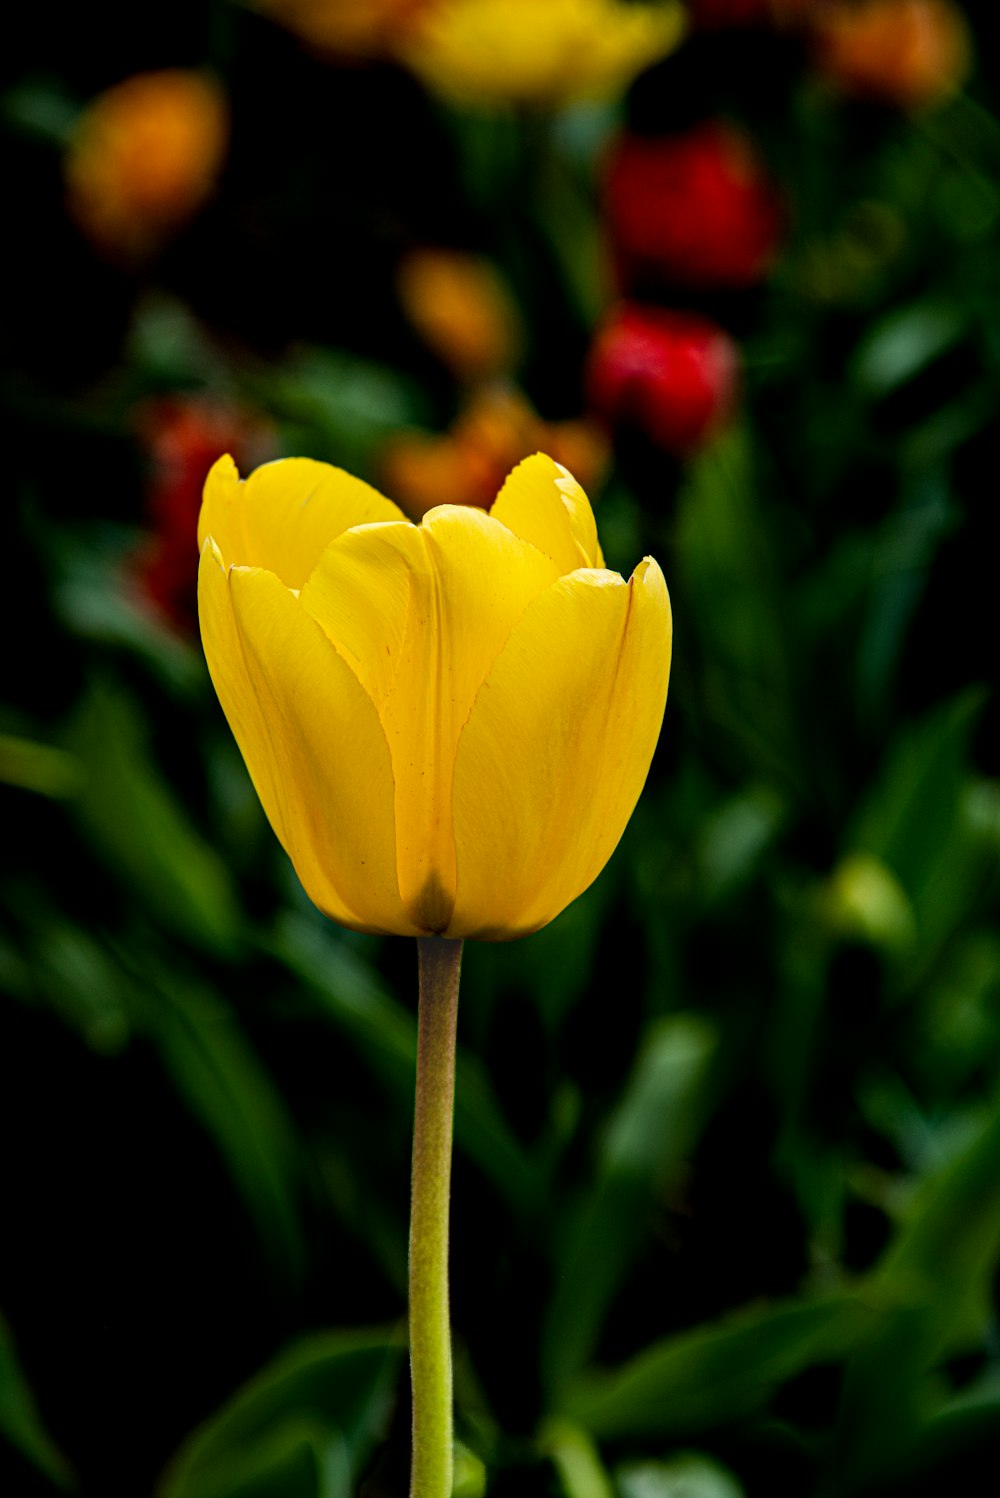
(65, 70), (228, 262)
(133, 397), (274, 633)
(605, 122), (784, 292)
(256, 0), (435, 58)
(397, 248), (522, 382)
(380, 385), (609, 518)
(808, 0), (970, 111)
(587, 303), (740, 456)
(198, 454), (671, 939)
(396, 0), (686, 107)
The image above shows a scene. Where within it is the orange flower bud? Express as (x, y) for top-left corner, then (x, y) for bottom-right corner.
(65, 70), (228, 261)
(256, 0), (434, 59)
(809, 0), (971, 110)
(381, 386), (608, 519)
(397, 248), (521, 382)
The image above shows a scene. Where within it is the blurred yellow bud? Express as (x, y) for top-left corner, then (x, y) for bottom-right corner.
(396, 0), (686, 107)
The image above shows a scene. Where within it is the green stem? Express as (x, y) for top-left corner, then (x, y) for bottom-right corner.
(409, 936), (463, 1498)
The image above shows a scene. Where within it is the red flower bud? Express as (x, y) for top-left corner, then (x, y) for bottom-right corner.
(605, 121), (784, 291)
(132, 397), (274, 632)
(587, 303), (740, 456)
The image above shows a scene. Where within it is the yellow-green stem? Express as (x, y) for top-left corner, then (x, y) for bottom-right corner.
(409, 936), (463, 1498)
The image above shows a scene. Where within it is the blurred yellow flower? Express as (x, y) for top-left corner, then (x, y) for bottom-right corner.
(397, 248), (521, 381)
(396, 0), (686, 107)
(198, 453), (670, 939)
(65, 70), (228, 261)
(381, 384), (608, 517)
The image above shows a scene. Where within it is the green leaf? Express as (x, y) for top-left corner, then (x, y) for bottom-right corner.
(29, 923), (131, 1054)
(268, 914), (543, 1215)
(0, 733), (83, 798)
(902, 1373), (1000, 1488)
(850, 300), (969, 396)
(846, 688), (988, 947)
(253, 346), (429, 477)
(0, 1311), (76, 1490)
(542, 1016), (717, 1396)
(830, 1089), (1000, 1492)
(875, 1089), (1000, 1353)
(696, 786), (787, 904)
(453, 1442), (488, 1498)
(120, 945), (305, 1281)
(855, 469), (954, 726)
(676, 429), (802, 791)
(52, 526), (205, 696)
(538, 1418), (615, 1498)
(159, 1329), (403, 1498)
(617, 1454), (746, 1498)
(67, 683), (242, 955)
(560, 1290), (876, 1440)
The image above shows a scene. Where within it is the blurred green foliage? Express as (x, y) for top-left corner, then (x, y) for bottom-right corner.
(2, 2), (1000, 1496)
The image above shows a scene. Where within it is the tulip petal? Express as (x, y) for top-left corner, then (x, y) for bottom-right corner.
(450, 558), (671, 938)
(298, 521), (417, 711)
(490, 453), (603, 572)
(553, 462), (605, 569)
(300, 506), (560, 932)
(198, 455), (407, 589)
(199, 544), (411, 935)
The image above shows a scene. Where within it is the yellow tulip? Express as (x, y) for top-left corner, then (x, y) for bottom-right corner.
(198, 452), (671, 940)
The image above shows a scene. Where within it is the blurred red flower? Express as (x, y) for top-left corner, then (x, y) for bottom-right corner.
(132, 397), (274, 633)
(587, 302), (740, 456)
(605, 120), (784, 291)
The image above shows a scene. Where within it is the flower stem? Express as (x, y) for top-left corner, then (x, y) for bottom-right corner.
(409, 935), (463, 1498)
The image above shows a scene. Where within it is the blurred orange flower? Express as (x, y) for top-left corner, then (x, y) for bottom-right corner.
(255, 0), (434, 58)
(66, 70), (228, 262)
(809, 0), (971, 110)
(397, 248), (521, 381)
(380, 385), (608, 518)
